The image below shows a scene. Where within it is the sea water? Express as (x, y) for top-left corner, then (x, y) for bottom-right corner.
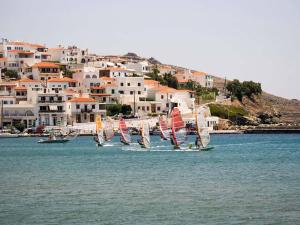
(0, 134), (299, 224)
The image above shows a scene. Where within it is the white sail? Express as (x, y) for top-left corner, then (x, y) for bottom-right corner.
(97, 129), (105, 146)
(196, 106), (210, 148)
(141, 121), (151, 148)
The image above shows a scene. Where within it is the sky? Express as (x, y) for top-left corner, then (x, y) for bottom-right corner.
(1, 0), (300, 99)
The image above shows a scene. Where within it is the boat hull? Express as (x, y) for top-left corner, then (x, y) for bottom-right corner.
(38, 139), (69, 144)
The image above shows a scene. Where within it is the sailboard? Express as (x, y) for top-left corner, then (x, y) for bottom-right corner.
(170, 107), (187, 149)
(195, 106), (213, 150)
(159, 115), (170, 140)
(119, 118), (131, 145)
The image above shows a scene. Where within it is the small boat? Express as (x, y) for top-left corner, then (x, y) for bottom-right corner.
(104, 117), (115, 141)
(158, 115), (170, 140)
(195, 106), (213, 151)
(38, 127), (78, 144)
(119, 118), (131, 145)
(94, 115), (105, 147)
(38, 132), (69, 144)
(38, 139), (69, 144)
(138, 121), (151, 149)
(170, 107), (187, 149)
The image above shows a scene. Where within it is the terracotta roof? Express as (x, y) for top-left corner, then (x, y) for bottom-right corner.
(102, 67), (129, 72)
(144, 79), (160, 85)
(64, 88), (77, 94)
(15, 86), (27, 91)
(90, 93), (112, 97)
(100, 77), (115, 81)
(151, 85), (176, 93)
(0, 57), (7, 61)
(177, 79), (188, 83)
(47, 77), (77, 83)
(32, 62), (59, 68)
(0, 82), (17, 86)
(69, 97), (96, 103)
(8, 41), (45, 48)
(192, 71), (207, 76)
(18, 77), (40, 83)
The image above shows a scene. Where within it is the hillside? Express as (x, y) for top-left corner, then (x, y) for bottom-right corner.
(213, 76), (300, 124)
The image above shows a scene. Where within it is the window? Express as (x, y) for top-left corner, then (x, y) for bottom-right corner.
(138, 91), (141, 95)
(92, 105), (95, 109)
(130, 91), (134, 95)
(120, 82), (124, 86)
(157, 107), (161, 111)
(119, 90), (124, 94)
(138, 106), (140, 110)
(166, 103), (169, 107)
(111, 89), (115, 94)
(76, 104), (80, 109)
(138, 83), (141, 86)
(146, 106), (149, 111)
(127, 83), (130, 86)
(161, 95), (164, 99)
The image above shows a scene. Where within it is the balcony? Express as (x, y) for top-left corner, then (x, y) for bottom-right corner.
(81, 108), (93, 113)
(38, 100), (63, 103)
(39, 110), (65, 113)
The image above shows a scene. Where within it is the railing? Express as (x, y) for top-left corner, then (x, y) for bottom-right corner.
(39, 110), (65, 113)
(81, 108), (93, 113)
(38, 100), (63, 103)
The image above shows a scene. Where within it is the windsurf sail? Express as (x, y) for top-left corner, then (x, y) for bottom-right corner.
(140, 121), (151, 148)
(171, 107), (187, 147)
(119, 118), (131, 144)
(95, 115), (105, 146)
(104, 117), (114, 141)
(159, 116), (170, 140)
(195, 106), (210, 148)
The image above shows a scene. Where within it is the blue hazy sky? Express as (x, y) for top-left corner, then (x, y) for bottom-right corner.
(1, 0), (300, 99)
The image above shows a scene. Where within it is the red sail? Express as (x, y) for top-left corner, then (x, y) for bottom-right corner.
(171, 107), (186, 146)
(119, 118), (131, 143)
(159, 116), (170, 140)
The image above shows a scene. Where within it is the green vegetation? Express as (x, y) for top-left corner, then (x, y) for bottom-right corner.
(226, 79), (262, 101)
(180, 79), (218, 102)
(208, 104), (248, 119)
(59, 65), (74, 78)
(106, 104), (132, 116)
(2, 69), (19, 79)
(14, 123), (26, 132)
(146, 68), (178, 89)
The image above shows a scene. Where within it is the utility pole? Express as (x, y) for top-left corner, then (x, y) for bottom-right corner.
(0, 100), (3, 129)
(133, 90), (136, 116)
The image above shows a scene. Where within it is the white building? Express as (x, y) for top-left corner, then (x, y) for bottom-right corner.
(66, 97), (105, 124)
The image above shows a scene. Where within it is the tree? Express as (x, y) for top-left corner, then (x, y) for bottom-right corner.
(4, 70), (19, 79)
(162, 73), (178, 89)
(121, 104), (132, 115)
(226, 79), (262, 101)
(106, 104), (132, 116)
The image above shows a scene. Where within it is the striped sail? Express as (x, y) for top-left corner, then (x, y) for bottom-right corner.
(141, 121), (151, 148)
(196, 106), (210, 148)
(96, 115), (105, 145)
(171, 107), (186, 146)
(104, 117), (114, 141)
(159, 116), (170, 140)
(119, 118), (131, 144)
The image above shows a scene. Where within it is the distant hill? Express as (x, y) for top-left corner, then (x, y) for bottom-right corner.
(212, 76), (300, 124)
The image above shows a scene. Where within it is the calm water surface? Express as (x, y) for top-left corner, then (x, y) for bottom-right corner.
(0, 134), (299, 225)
